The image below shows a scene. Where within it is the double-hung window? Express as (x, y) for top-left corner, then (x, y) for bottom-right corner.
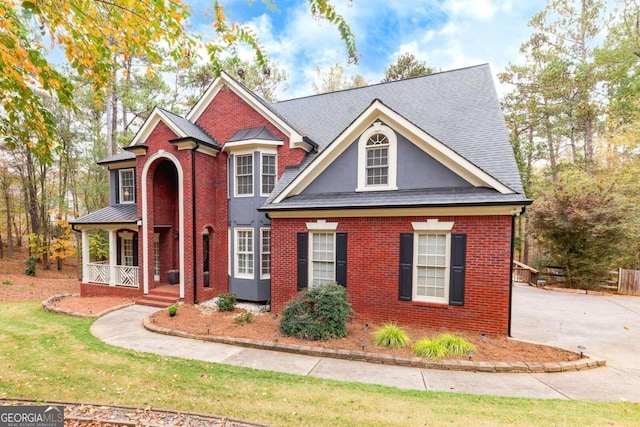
(399, 220), (466, 306)
(261, 154), (276, 196)
(119, 169), (135, 203)
(260, 228), (271, 279)
(235, 154), (253, 196)
(415, 233), (449, 301)
(235, 229), (254, 278)
(310, 232), (335, 287)
(296, 221), (348, 290)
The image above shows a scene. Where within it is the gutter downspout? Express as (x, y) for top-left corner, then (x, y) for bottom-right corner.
(192, 142), (199, 304)
(508, 207), (523, 337)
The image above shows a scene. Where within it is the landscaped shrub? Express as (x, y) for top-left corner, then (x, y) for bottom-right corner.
(374, 322), (410, 349)
(434, 334), (476, 357)
(413, 339), (448, 359)
(413, 334), (477, 359)
(279, 283), (352, 341)
(215, 293), (237, 312)
(167, 304), (178, 317)
(233, 311), (254, 325)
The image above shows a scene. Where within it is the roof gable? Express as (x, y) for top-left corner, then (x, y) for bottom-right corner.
(186, 72), (310, 151)
(273, 99), (515, 203)
(271, 64), (523, 194)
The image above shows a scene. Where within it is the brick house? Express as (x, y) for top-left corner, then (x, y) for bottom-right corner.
(71, 64), (530, 335)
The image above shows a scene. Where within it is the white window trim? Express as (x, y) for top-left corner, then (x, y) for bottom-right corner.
(411, 219), (453, 303)
(260, 227), (271, 280)
(356, 123), (398, 192)
(308, 231), (336, 288)
(234, 228), (254, 279)
(234, 154), (254, 198)
(260, 153), (277, 197)
(305, 220), (339, 231)
(118, 168), (136, 204)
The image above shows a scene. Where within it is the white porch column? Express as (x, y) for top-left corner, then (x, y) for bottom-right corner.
(109, 229), (117, 286)
(81, 230), (90, 283)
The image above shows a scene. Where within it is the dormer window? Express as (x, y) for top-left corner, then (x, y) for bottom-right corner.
(119, 169), (135, 204)
(357, 123), (397, 191)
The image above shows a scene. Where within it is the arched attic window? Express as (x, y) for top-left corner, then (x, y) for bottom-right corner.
(356, 122), (398, 191)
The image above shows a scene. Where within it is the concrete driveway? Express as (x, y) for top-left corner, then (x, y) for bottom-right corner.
(512, 284), (640, 400)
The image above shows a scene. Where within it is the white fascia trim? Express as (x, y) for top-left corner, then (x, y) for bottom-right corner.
(106, 161), (136, 170)
(186, 73), (307, 150)
(412, 219), (455, 231)
(274, 100), (514, 203)
(268, 204), (525, 218)
(223, 139), (283, 154)
(141, 151), (185, 298)
(129, 107), (187, 147)
(305, 219), (339, 231)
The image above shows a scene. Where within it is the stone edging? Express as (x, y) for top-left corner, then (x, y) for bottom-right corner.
(42, 293), (135, 318)
(142, 317), (606, 374)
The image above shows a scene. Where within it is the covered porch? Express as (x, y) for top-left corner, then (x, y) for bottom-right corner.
(70, 204), (142, 290)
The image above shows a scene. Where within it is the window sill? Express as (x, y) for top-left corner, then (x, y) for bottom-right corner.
(411, 301), (449, 309)
(355, 186), (398, 192)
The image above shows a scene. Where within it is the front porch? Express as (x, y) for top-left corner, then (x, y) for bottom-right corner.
(87, 261), (139, 288)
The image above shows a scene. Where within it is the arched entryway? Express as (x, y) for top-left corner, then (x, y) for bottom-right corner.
(142, 152), (185, 298)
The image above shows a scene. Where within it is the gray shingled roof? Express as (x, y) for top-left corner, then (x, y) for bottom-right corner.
(263, 187), (529, 211)
(270, 64), (523, 195)
(228, 126), (280, 142)
(98, 151), (135, 164)
(70, 204), (139, 225)
(158, 108), (220, 148)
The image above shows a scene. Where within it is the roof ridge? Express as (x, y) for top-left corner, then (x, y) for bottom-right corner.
(274, 63), (491, 105)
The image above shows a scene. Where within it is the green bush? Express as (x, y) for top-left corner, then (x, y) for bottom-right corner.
(215, 293), (237, 312)
(374, 322), (410, 349)
(279, 283), (352, 341)
(233, 311), (254, 325)
(434, 334), (476, 357)
(167, 304), (178, 317)
(413, 339), (448, 359)
(24, 256), (37, 276)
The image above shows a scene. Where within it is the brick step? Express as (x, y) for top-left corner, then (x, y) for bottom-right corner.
(136, 293), (181, 308)
(146, 288), (181, 298)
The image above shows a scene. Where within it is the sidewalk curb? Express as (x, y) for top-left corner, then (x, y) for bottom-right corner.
(142, 316), (606, 374)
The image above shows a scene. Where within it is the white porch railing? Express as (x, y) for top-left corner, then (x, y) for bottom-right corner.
(88, 261), (109, 284)
(115, 265), (139, 288)
(87, 262), (139, 288)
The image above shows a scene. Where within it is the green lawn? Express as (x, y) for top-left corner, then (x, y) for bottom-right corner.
(0, 302), (637, 426)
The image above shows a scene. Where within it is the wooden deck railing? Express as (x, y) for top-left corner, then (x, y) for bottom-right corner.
(512, 260), (539, 286)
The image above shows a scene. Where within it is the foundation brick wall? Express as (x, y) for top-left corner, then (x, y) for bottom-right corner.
(80, 282), (142, 299)
(270, 215), (513, 335)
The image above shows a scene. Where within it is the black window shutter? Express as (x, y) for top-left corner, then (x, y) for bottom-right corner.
(297, 232), (308, 291)
(116, 236), (122, 265)
(399, 233), (413, 300)
(449, 233), (467, 306)
(335, 233), (347, 287)
(133, 235), (139, 266)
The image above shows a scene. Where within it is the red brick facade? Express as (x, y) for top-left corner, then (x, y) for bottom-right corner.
(81, 78), (518, 335)
(270, 215), (513, 335)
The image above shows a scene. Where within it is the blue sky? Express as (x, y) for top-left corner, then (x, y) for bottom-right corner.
(186, 0), (547, 99)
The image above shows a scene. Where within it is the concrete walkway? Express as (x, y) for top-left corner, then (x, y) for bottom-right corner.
(91, 285), (640, 402)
